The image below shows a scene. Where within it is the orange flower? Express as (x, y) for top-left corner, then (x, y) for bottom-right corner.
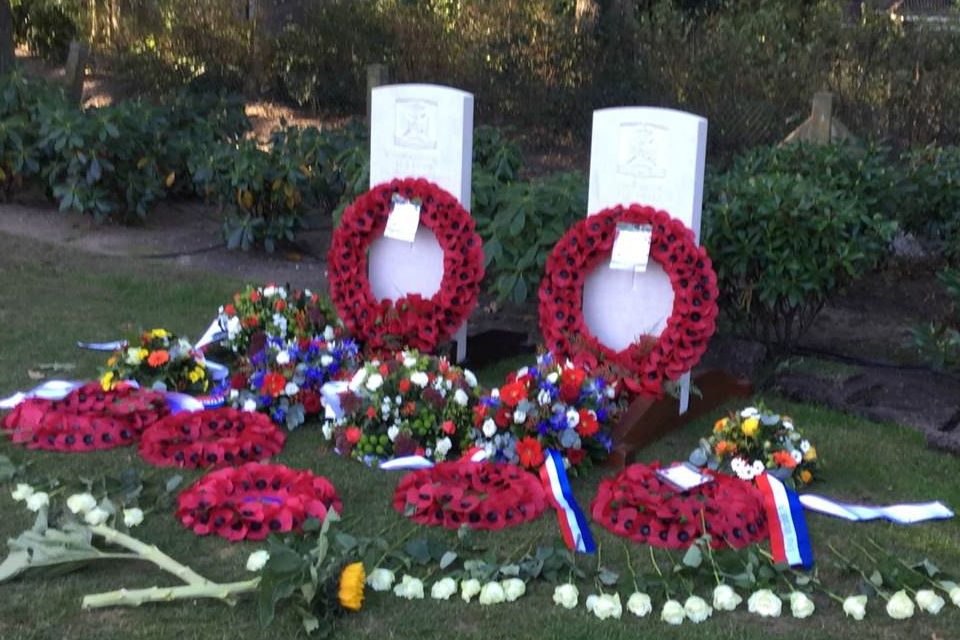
(772, 450), (798, 469)
(800, 469), (813, 484)
(713, 418), (728, 432)
(516, 436), (544, 468)
(714, 440), (736, 456)
(147, 350), (170, 367)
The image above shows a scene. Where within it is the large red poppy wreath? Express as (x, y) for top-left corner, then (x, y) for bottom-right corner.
(1, 382), (169, 452)
(177, 462), (342, 541)
(394, 461), (548, 531)
(591, 463), (767, 550)
(538, 205), (719, 398)
(327, 177), (484, 355)
(139, 407), (285, 469)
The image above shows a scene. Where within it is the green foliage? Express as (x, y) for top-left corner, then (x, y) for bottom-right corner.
(703, 155), (897, 350)
(910, 268), (960, 372)
(0, 69), (61, 196)
(899, 146), (960, 262)
(11, 0), (81, 63)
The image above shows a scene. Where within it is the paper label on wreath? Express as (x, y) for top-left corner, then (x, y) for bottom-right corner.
(383, 196), (422, 243)
(656, 462), (714, 491)
(609, 223), (652, 271)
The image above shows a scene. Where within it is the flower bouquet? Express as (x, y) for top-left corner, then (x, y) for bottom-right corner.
(690, 405), (818, 487)
(324, 350), (481, 464)
(467, 353), (622, 471)
(217, 283), (340, 358)
(229, 336), (359, 430)
(100, 328), (209, 394)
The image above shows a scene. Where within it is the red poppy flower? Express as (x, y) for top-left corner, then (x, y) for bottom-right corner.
(516, 437), (544, 469)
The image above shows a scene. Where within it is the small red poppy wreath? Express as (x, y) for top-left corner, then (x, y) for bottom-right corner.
(1, 382), (169, 452)
(176, 462), (342, 541)
(393, 461), (547, 531)
(327, 177), (484, 355)
(591, 463), (767, 550)
(539, 205), (719, 398)
(139, 407), (285, 468)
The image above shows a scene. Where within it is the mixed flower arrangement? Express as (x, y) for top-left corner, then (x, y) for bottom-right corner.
(228, 336), (359, 430)
(217, 283), (340, 358)
(690, 405), (819, 487)
(100, 328), (209, 395)
(468, 353), (621, 471)
(324, 350), (481, 464)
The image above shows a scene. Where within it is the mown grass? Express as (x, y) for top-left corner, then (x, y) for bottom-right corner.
(0, 230), (959, 640)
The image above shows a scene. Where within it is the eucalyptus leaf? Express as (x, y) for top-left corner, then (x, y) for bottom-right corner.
(439, 551), (458, 570)
(598, 567), (619, 586)
(681, 545), (703, 569)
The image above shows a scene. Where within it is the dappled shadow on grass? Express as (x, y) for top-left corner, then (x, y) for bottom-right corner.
(0, 232), (959, 639)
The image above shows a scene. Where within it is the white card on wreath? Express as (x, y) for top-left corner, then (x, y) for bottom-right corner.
(609, 223), (652, 272)
(383, 198), (421, 243)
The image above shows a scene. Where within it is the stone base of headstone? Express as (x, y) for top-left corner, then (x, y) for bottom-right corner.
(606, 369), (753, 468)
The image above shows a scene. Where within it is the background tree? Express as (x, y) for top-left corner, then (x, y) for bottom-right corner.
(0, 0), (14, 74)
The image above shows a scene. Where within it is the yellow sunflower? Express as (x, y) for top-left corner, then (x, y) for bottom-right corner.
(338, 562), (365, 611)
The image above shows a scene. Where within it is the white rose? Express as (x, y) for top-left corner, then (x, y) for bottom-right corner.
(684, 595), (713, 623)
(461, 578), (482, 602)
(587, 593), (622, 620)
(387, 425), (400, 442)
(713, 584), (742, 611)
(453, 389), (469, 406)
(25, 492), (50, 512)
(843, 595), (868, 620)
(323, 325), (335, 341)
(482, 419), (497, 438)
(245, 550), (270, 572)
(886, 590), (915, 619)
(284, 382), (299, 396)
(431, 577), (458, 600)
(464, 369), (478, 387)
(626, 592), (652, 617)
(565, 409), (580, 428)
(740, 406), (759, 418)
(513, 409), (527, 424)
(501, 578), (526, 602)
(410, 372), (429, 388)
(789, 592), (816, 619)
(275, 350), (291, 366)
(367, 568), (395, 592)
(915, 589), (945, 614)
(748, 589), (782, 617)
(242, 399), (258, 412)
(949, 586), (960, 607)
(67, 493), (97, 514)
(553, 583), (579, 609)
(393, 575), (425, 600)
(366, 373), (384, 391)
(661, 599), (686, 625)
(349, 368), (368, 390)
(123, 508), (144, 528)
(11, 483), (34, 502)
(478, 581), (506, 605)
(320, 354), (334, 367)
(84, 506), (110, 526)
(436, 437), (452, 457)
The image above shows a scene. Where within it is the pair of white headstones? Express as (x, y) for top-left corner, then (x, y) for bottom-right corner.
(366, 84), (707, 413)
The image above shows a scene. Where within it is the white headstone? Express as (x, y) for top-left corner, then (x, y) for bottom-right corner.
(582, 107), (707, 412)
(367, 84), (474, 360)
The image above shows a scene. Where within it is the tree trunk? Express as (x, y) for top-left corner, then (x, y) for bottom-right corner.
(0, 0), (14, 75)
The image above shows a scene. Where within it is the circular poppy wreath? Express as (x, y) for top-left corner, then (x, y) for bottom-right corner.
(538, 205), (719, 398)
(590, 463), (767, 550)
(327, 177), (484, 355)
(176, 462), (342, 542)
(1, 382), (170, 452)
(393, 461), (548, 531)
(138, 407), (286, 468)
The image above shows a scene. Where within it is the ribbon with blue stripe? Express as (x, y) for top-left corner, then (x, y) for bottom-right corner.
(539, 448), (596, 554)
(755, 472), (814, 569)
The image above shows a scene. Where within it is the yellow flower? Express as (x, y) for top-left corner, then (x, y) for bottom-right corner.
(149, 328), (169, 339)
(338, 562), (365, 611)
(100, 371), (114, 391)
(800, 469), (813, 484)
(106, 356), (118, 366)
(188, 367), (205, 383)
(139, 348), (149, 360)
(741, 417), (760, 437)
(804, 446), (817, 462)
(713, 417), (728, 432)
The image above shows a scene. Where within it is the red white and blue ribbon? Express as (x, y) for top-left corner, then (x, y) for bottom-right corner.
(755, 472), (814, 569)
(539, 448), (596, 554)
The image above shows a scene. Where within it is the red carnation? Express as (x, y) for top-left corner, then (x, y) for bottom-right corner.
(345, 427), (362, 444)
(275, 299), (286, 312)
(441, 420), (456, 435)
(576, 409), (599, 437)
(566, 448), (586, 466)
(499, 381), (527, 408)
(250, 291), (261, 302)
(365, 406), (377, 419)
(301, 390), (321, 414)
(230, 372), (249, 390)
(399, 379), (411, 394)
(516, 436), (544, 469)
(224, 304), (236, 316)
(261, 372), (287, 397)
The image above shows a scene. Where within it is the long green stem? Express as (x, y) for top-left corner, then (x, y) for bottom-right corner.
(91, 524), (212, 586)
(828, 543), (889, 600)
(622, 541), (639, 592)
(82, 578), (260, 610)
(699, 510), (722, 586)
(867, 538), (950, 595)
(371, 526), (419, 570)
(756, 548), (843, 604)
(649, 547), (672, 600)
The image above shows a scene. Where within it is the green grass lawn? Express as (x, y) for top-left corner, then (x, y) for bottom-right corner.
(1, 230), (959, 640)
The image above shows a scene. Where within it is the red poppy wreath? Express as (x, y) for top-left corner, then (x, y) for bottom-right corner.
(327, 177), (484, 355)
(591, 463), (767, 550)
(139, 407), (286, 468)
(1, 382), (169, 452)
(393, 461), (548, 531)
(176, 462), (342, 541)
(538, 205), (719, 398)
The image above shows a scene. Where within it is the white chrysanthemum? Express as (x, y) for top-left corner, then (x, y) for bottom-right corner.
(67, 493), (97, 514)
(11, 483), (34, 502)
(26, 492), (50, 512)
(275, 350), (291, 366)
(713, 584), (743, 611)
(461, 579), (482, 602)
(740, 406), (760, 418)
(684, 595), (713, 623)
(320, 354), (334, 367)
(843, 595), (867, 620)
(789, 592), (815, 619)
(431, 577), (458, 600)
(751, 460), (766, 475)
(553, 583), (579, 609)
(366, 373), (384, 391)
(453, 389), (469, 406)
(626, 592), (652, 617)
(915, 589), (945, 614)
(123, 508), (144, 528)
(747, 589), (782, 617)
(478, 581), (506, 605)
(245, 550), (270, 572)
(367, 568), (395, 592)
(661, 599), (686, 625)
(886, 590), (915, 619)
